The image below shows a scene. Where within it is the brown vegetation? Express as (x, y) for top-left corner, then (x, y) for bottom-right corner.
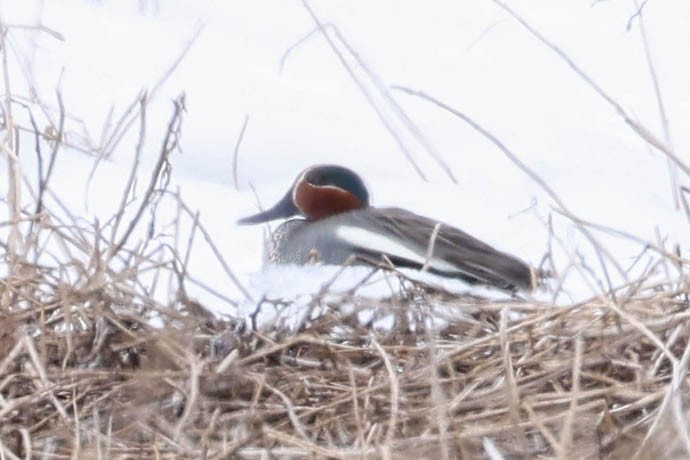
(3, 3), (690, 458)
(2, 160), (689, 457)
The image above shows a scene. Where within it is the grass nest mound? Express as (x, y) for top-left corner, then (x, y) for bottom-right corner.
(3, 4), (690, 459)
(2, 199), (690, 459)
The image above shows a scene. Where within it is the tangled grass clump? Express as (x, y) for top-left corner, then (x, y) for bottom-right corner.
(2, 196), (690, 459)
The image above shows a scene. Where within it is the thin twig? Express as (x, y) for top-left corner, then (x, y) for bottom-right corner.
(298, 1), (429, 181)
(391, 85), (625, 294)
(2, 23), (23, 267)
(557, 336), (583, 459)
(499, 307), (529, 451)
(232, 115), (249, 191)
(110, 95), (185, 257)
(490, 0), (689, 177)
(35, 90), (66, 217)
(422, 222), (442, 272)
(371, 337), (399, 453)
(632, 0), (677, 209)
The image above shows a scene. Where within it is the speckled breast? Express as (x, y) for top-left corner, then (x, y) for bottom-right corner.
(265, 216), (363, 266)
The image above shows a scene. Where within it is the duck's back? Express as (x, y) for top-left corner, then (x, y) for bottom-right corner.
(268, 207), (533, 291)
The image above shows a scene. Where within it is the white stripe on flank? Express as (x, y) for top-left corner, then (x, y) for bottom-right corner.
(334, 225), (457, 272)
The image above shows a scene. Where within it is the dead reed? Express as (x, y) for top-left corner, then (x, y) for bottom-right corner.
(3, 4), (690, 458)
(2, 139), (689, 458)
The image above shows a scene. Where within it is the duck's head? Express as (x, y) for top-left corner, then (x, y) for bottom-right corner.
(238, 164), (370, 225)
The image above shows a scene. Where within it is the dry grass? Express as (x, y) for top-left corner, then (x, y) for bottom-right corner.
(2, 182), (690, 459)
(4, 5), (690, 459)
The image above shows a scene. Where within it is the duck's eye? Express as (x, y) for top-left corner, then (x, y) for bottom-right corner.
(306, 170), (328, 186)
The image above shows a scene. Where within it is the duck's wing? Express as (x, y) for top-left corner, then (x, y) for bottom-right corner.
(335, 207), (533, 290)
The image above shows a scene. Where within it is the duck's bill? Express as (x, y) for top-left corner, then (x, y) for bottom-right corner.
(237, 192), (299, 225)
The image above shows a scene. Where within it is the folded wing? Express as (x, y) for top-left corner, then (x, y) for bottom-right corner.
(333, 207), (533, 290)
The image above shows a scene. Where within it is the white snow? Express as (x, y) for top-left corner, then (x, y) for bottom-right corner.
(1, 0), (689, 322)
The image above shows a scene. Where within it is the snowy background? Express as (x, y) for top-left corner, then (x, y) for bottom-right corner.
(1, 0), (689, 316)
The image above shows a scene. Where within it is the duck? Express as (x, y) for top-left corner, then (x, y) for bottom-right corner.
(238, 164), (536, 291)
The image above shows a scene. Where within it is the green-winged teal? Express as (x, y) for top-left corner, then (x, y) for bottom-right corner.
(239, 164), (535, 291)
